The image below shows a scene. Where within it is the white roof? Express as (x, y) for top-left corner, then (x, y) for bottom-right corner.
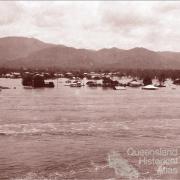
(143, 85), (158, 89)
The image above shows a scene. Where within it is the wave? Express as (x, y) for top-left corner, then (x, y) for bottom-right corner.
(0, 121), (130, 137)
(11, 172), (65, 180)
(12, 160), (115, 180)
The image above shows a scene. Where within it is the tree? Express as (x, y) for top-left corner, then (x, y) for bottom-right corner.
(143, 76), (152, 86)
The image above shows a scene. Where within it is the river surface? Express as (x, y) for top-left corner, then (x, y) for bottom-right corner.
(0, 78), (179, 180)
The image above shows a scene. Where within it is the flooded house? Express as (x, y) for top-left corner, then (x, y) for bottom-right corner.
(32, 74), (45, 88)
(12, 72), (21, 78)
(86, 80), (101, 87)
(128, 80), (142, 87)
(3, 73), (14, 78)
(54, 73), (64, 78)
(65, 72), (74, 79)
(85, 72), (102, 80)
(22, 73), (54, 88)
(102, 77), (119, 88)
(173, 78), (180, 85)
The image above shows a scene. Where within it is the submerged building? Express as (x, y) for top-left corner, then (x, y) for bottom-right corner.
(22, 73), (54, 88)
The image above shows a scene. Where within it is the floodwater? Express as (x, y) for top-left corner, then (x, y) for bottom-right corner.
(0, 78), (179, 180)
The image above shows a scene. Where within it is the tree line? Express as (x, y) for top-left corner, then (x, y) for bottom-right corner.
(1, 68), (180, 81)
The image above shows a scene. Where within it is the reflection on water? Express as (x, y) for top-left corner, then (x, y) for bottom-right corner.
(0, 78), (179, 179)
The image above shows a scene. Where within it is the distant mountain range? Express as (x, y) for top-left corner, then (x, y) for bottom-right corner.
(1, 36), (180, 70)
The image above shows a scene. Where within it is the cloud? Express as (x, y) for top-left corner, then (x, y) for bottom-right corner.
(0, 2), (22, 25)
(101, 2), (154, 28)
(29, 2), (65, 28)
(156, 2), (180, 13)
(0, 1), (180, 51)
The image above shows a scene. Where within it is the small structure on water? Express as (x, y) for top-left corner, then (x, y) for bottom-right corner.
(113, 86), (126, 90)
(0, 86), (10, 89)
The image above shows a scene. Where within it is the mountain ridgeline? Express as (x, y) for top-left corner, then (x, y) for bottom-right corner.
(1, 36), (180, 70)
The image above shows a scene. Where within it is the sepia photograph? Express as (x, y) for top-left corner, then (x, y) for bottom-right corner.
(0, 1), (179, 179)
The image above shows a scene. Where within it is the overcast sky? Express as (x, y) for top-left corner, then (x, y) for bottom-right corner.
(0, 1), (180, 51)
